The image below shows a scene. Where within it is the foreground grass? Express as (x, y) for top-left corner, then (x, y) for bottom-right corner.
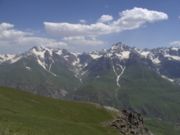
(145, 119), (180, 135)
(0, 87), (180, 135)
(0, 87), (119, 135)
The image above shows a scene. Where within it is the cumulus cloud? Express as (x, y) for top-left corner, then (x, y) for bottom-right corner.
(0, 7), (169, 52)
(0, 22), (67, 49)
(0, 23), (32, 40)
(98, 15), (113, 23)
(63, 36), (104, 46)
(0, 23), (14, 30)
(44, 7), (168, 37)
(170, 41), (180, 46)
(44, 22), (112, 37)
(113, 7), (168, 31)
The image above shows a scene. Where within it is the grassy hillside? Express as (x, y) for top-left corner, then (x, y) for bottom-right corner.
(145, 119), (180, 135)
(0, 87), (118, 135)
(75, 61), (180, 123)
(0, 87), (180, 135)
(119, 62), (180, 122)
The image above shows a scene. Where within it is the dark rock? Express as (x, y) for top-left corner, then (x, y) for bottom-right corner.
(111, 109), (153, 135)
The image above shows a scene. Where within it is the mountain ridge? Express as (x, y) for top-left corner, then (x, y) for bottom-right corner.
(0, 42), (180, 123)
(1, 42), (180, 84)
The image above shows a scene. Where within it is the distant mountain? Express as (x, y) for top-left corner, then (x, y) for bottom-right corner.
(1, 42), (180, 122)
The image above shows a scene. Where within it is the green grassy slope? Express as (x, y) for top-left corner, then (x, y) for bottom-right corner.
(119, 62), (180, 122)
(145, 119), (180, 135)
(0, 87), (118, 135)
(76, 60), (180, 122)
(0, 87), (180, 135)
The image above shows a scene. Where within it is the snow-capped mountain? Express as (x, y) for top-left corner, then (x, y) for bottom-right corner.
(0, 54), (16, 63)
(1, 42), (180, 86)
(1, 42), (180, 122)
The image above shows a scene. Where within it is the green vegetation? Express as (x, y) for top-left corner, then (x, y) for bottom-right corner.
(118, 62), (180, 122)
(0, 87), (179, 135)
(0, 87), (118, 135)
(146, 119), (180, 135)
(77, 61), (180, 122)
(0, 57), (81, 93)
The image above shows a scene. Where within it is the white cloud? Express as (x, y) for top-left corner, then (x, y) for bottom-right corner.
(98, 15), (113, 23)
(113, 7), (168, 31)
(170, 41), (180, 46)
(0, 22), (67, 49)
(0, 23), (32, 40)
(0, 23), (14, 30)
(44, 7), (168, 37)
(63, 36), (104, 46)
(0, 7), (169, 52)
(44, 22), (112, 37)
(16, 37), (67, 47)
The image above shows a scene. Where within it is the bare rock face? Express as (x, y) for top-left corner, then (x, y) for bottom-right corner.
(111, 109), (153, 135)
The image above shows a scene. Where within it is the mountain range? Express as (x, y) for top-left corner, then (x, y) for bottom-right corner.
(1, 42), (180, 122)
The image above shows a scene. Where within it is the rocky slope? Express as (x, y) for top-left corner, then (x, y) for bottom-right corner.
(111, 109), (153, 135)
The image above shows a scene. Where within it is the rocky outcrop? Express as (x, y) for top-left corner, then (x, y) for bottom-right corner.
(111, 109), (153, 135)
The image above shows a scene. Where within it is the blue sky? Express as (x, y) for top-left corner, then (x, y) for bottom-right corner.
(0, 0), (180, 53)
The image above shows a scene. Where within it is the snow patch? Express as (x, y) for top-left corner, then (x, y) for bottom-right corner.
(9, 56), (22, 64)
(104, 106), (119, 112)
(45, 48), (53, 56)
(56, 50), (63, 55)
(60, 89), (68, 97)
(112, 64), (126, 87)
(37, 59), (46, 69)
(164, 54), (180, 61)
(114, 51), (130, 60)
(151, 57), (161, 64)
(31, 48), (45, 58)
(25, 66), (31, 70)
(90, 54), (102, 59)
(72, 57), (80, 66)
(161, 75), (174, 82)
(0, 54), (16, 63)
(81, 70), (88, 76)
(121, 51), (130, 59)
(64, 55), (69, 61)
(71, 52), (80, 57)
(140, 51), (150, 58)
(106, 53), (113, 57)
(171, 47), (179, 51)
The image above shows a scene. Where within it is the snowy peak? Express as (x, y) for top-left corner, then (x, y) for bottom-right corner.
(25, 46), (84, 79)
(88, 43), (132, 60)
(1, 43), (180, 85)
(1, 44), (180, 67)
(110, 42), (132, 52)
(0, 54), (16, 63)
(89, 51), (103, 59)
(150, 47), (180, 62)
(28, 46), (54, 58)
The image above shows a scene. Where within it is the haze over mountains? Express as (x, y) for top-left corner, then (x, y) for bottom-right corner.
(0, 42), (180, 123)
